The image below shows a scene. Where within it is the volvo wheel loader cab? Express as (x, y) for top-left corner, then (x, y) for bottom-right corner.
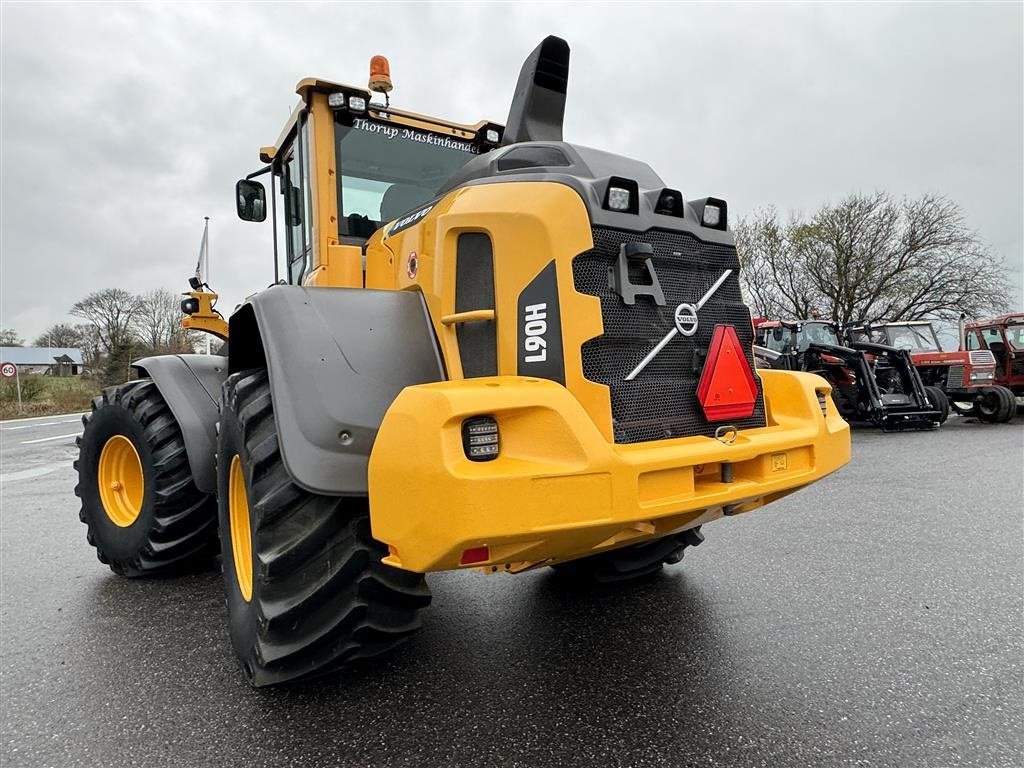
(75, 37), (851, 686)
(753, 319), (942, 430)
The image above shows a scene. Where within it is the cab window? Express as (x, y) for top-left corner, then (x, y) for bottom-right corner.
(981, 328), (1004, 347)
(965, 330), (982, 350)
(280, 113), (313, 284)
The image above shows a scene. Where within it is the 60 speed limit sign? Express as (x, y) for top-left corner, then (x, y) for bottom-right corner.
(0, 362), (17, 379)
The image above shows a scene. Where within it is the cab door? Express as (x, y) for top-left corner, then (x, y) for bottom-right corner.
(278, 112), (314, 285)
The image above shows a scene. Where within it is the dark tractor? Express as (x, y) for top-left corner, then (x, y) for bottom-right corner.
(754, 319), (943, 431)
(850, 320), (1015, 423)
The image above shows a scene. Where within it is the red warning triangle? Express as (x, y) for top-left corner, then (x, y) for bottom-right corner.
(697, 325), (759, 422)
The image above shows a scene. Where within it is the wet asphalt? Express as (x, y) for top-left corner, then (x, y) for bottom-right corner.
(1, 412), (1022, 768)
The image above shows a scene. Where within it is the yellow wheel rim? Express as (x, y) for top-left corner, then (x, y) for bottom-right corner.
(228, 455), (254, 602)
(97, 435), (144, 527)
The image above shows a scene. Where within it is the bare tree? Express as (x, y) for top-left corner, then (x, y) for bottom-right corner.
(135, 289), (193, 354)
(69, 289), (142, 354)
(735, 209), (821, 320)
(737, 192), (1011, 327)
(73, 324), (104, 371)
(0, 328), (23, 346)
(34, 323), (87, 348)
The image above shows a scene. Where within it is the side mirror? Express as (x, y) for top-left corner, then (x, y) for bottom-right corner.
(236, 179), (267, 222)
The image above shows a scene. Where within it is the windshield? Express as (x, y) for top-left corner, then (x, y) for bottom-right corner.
(334, 116), (480, 238)
(1004, 323), (1024, 349)
(800, 322), (839, 349)
(758, 326), (795, 353)
(884, 324), (940, 351)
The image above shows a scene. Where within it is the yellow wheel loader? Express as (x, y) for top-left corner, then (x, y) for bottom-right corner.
(75, 37), (851, 686)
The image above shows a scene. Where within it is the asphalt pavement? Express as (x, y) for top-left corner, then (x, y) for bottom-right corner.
(1, 411), (1021, 768)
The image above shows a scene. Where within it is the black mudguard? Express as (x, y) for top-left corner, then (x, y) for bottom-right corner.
(227, 285), (445, 496)
(132, 354), (228, 493)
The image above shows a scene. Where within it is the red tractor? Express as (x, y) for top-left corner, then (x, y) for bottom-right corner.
(849, 320), (1015, 423)
(963, 313), (1024, 413)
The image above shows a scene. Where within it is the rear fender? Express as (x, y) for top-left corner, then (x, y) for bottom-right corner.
(227, 284), (445, 496)
(132, 354), (228, 493)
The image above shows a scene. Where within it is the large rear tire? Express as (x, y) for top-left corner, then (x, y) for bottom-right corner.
(551, 527), (704, 585)
(218, 369), (431, 686)
(74, 380), (218, 576)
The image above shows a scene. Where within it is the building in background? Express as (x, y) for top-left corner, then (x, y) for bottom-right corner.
(0, 347), (85, 376)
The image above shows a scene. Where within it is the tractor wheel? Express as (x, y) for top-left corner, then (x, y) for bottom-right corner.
(924, 386), (949, 424)
(977, 386), (1015, 423)
(551, 527), (704, 585)
(74, 380), (218, 576)
(994, 386), (1017, 422)
(217, 369), (431, 686)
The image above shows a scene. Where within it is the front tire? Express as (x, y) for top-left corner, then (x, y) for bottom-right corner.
(924, 386), (949, 424)
(74, 380), (218, 576)
(977, 386), (1016, 423)
(218, 369), (431, 686)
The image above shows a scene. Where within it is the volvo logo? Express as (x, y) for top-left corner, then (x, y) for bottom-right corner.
(625, 269), (733, 381)
(674, 303), (699, 336)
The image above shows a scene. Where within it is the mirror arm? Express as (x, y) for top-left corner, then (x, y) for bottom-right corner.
(246, 164), (273, 180)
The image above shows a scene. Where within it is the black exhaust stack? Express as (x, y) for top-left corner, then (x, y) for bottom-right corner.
(501, 36), (570, 146)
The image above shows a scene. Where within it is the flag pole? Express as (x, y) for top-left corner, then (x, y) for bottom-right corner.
(204, 217), (211, 355)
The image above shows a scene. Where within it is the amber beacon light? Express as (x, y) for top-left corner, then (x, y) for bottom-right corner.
(369, 55), (393, 93)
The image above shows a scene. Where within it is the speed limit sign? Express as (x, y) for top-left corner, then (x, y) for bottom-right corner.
(0, 362), (17, 379)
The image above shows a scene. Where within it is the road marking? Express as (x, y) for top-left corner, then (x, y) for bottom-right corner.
(0, 465), (63, 484)
(20, 432), (82, 445)
(2, 418), (83, 431)
(0, 411), (88, 425)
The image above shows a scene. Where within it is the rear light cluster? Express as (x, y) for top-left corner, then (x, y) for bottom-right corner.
(461, 416), (499, 461)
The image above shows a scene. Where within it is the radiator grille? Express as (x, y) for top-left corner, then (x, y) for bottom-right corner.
(968, 350), (995, 367)
(573, 226), (766, 444)
(946, 365), (966, 388)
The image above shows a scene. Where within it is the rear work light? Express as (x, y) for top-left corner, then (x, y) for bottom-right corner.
(608, 187), (631, 211)
(462, 416), (499, 461)
(603, 177), (639, 214)
(697, 197), (728, 230)
(328, 92), (347, 109)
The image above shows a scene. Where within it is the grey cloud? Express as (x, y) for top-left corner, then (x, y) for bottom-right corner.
(2, 1), (1020, 342)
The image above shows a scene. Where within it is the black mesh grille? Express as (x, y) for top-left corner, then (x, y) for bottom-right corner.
(946, 365), (965, 388)
(573, 226), (767, 444)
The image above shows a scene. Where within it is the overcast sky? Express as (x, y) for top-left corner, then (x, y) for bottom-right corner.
(2, 2), (1021, 343)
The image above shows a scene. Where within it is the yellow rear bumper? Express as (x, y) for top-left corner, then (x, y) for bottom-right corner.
(368, 369), (850, 573)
